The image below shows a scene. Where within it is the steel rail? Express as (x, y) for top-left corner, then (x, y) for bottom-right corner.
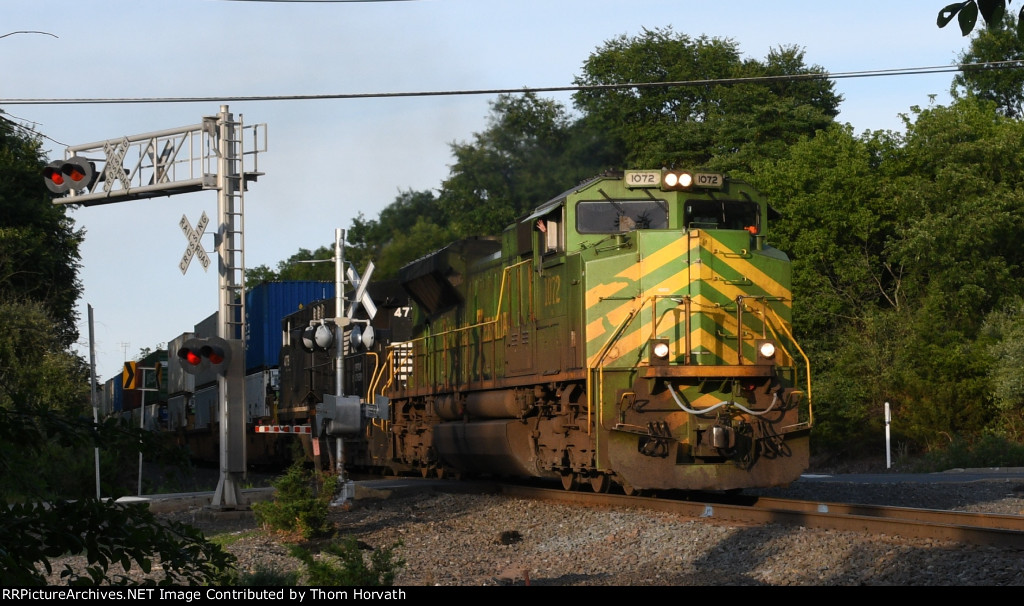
(496, 484), (1024, 549)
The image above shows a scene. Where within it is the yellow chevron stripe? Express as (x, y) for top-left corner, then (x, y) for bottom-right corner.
(638, 237), (688, 276)
(585, 231), (793, 366)
(701, 233), (790, 300)
(585, 280), (633, 308)
(679, 326), (739, 364)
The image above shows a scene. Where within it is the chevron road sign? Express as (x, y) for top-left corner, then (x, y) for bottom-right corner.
(122, 361), (138, 390)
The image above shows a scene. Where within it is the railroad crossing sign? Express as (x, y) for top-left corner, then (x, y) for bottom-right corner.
(179, 211), (211, 274)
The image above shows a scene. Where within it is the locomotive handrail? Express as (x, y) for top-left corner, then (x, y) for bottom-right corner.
(588, 296), (647, 433)
(590, 292), (813, 429)
(362, 351), (393, 432)
(382, 259), (532, 392)
(405, 259), (532, 344)
(586, 296), (646, 471)
(372, 348), (396, 396)
(762, 306), (813, 427)
(364, 351), (381, 397)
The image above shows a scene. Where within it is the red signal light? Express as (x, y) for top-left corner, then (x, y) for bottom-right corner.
(177, 336), (233, 375)
(205, 346), (225, 365)
(42, 156), (95, 196)
(44, 165), (65, 187)
(66, 166), (86, 183)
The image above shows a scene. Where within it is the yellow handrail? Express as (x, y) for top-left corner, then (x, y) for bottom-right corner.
(763, 306), (813, 427)
(381, 259), (533, 391)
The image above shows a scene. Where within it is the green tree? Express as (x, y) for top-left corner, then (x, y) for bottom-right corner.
(0, 298), (235, 585)
(376, 217), (454, 278)
(951, 10), (1024, 118)
(572, 27), (840, 175)
(881, 97), (1024, 444)
(752, 124), (901, 452)
(979, 299), (1024, 438)
(246, 246), (335, 285)
(346, 189), (447, 279)
(0, 115), (83, 346)
(755, 96), (1024, 454)
(437, 92), (600, 237)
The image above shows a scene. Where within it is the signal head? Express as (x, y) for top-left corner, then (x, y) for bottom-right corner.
(177, 336), (232, 375)
(43, 156), (96, 195)
(301, 322), (335, 353)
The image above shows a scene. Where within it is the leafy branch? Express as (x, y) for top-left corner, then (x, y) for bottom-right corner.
(938, 0), (1024, 38)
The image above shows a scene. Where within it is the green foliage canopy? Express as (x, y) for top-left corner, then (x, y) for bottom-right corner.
(952, 9), (1024, 118)
(0, 114), (234, 585)
(572, 27), (841, 175)
(0, 118), (83, 347)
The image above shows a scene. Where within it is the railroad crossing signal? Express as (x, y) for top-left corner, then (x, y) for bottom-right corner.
(122, 361), (138, 390)
(179, 211), (211, 274)
(43, 156), (96, 195)
(177, 336), (232, 375)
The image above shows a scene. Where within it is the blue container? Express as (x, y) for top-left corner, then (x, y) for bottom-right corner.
(111, 375), (123, 413)
(245, 281), (335, 371)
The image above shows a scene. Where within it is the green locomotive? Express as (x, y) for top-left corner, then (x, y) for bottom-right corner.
(362, 169), (812, 493)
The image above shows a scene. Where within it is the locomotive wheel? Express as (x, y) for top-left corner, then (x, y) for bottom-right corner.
(589, 473), (611, 494)
(560, 471), (579, 491)
(620, 481), (639, 496)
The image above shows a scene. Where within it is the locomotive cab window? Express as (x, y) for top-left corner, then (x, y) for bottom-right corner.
(684, 199), (761, 233)
(576, 199), (668, 234)
(535, 210), (564, 254)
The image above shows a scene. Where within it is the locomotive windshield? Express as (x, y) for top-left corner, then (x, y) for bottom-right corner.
(576, 199), (669, 234)
(684, 199), (761, 233)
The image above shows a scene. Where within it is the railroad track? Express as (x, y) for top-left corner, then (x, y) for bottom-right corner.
(496, 483), (1024, 549)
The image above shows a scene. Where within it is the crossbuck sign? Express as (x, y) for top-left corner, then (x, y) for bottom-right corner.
(179, 211), (211, 274)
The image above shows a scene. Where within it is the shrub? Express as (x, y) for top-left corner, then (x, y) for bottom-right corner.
(912, 431), (1024, 471)
(290, 537), (405, 586)
(251, 461), (339, 540)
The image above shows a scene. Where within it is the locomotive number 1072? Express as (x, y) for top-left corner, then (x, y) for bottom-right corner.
(623, 170), (660, 187)
(624, 170), (724, 189)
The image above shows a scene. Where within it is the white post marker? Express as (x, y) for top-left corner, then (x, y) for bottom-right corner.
(885, 401), (891, 469)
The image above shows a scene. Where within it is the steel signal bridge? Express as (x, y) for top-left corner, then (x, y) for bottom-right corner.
(49, 105), (267, 509)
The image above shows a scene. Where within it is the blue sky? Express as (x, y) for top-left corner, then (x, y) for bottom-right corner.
(3, 0), (977, 380)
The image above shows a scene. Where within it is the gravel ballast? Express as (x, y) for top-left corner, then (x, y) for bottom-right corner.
(49, 472), (1023, 586)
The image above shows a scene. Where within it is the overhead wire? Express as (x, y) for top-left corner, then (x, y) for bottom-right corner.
(2, 60), (1023, 106)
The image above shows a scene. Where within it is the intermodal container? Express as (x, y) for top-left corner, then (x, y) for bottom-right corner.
(245, 281), (335, 371)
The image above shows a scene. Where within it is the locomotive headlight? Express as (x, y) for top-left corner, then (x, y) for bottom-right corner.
(757, 340), (777, 360)
(663, 171), (694, 189)
(650, 339), (670, 365)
